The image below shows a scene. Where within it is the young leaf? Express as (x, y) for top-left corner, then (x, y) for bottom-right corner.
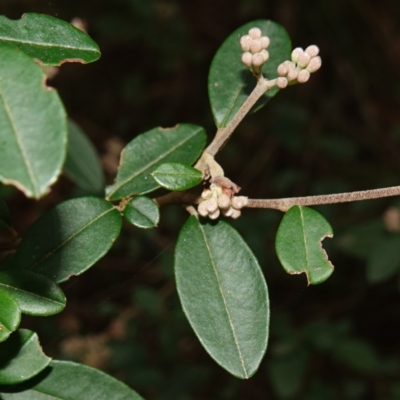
(0, 290), (21, 343)
(0, 270), (66, 316)
(209, 20), (291, 128)
(123, 196), (160, 229)
(0, 13), (100, 66)
(0, 44), (67, 199)
(0, 360), (145, 399)
(64, 119), (105, 193)
(0, 330), (50, 385)
(15, 197), (122, 283)
(106, 124), (206, 200)
(175, 216), (269, 379)
(152, 162), (203, 191)
(0, 197), (11, 232)
(275, 206), (334, 285)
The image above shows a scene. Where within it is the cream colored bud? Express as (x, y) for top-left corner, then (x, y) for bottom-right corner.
(248, 27), (262, 39)
(291, 47), (303, 63)
(240, 35), (252, 52)
(206, 198), (218, 213)
(209, 209), (220, 220)
(231, 209), (241, 219)
(232, 196), (248, 210)
(241, 52), (252, 68)
(198, 201), (209, 217)
(250, 39), (262, 54)
(276, 77), (288, 88)
(297, 52), (311, 68)
(287, 68), (299, 81)
(222, 207), (234, 217)
(307, 56), (322, 73)
(260, 36), (270, 49)
(251, 53), (265, 67)
(305, 45), (319, 57)
(218, 194), (231, 209)
(277, 63), (288, 76)
(297, 69), (310, 83)
(201, 189), (212, 200)
(260, 49), (269, 62)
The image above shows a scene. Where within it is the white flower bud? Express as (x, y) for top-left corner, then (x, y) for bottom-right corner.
(260, 36), (270, 49)
(201, 189), (212, 200)
(291, 47), (303, 63)
(250, 39), (262, 54)
(297, 52), (311, 68)
(277, 63), (288, 76)
(287, 68), (299, 81)
(297, 69), (310, 83)
(218, 193), (231, 209)
(307, 56), (322, 73)
(209, 209), (220, 220)
(206, 197), (218, 213)
(222, 207), (234, 217)
(276, 77), (288, 88)
(248, 27), (262, 39)
(240, 35), (252, 52)
(198, 201), (209, 217)
(241, 52), (252, 68)
(260, 49), (269, 62)
(251, 53), (265, 67)
(305, 45), (319, 57)
(232, 196), (248, 210)
(231, 209), (241, 219)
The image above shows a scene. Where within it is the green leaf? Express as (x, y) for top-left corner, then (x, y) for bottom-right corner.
(0, 330), (51, 385)
(152, 162), (203, 191)
(64, 119), (105, 193)
(15, 197), (122, 283)
(0, 290), (21, 343)
(0, 13), (100, 66)
(0, 270), (66, 316)
(123, 196), (159, 229)
(275, 206), (334, 285)
(175, 216), (269, 379)
(0, 360), (145, 399)
(0, 44), (67, 199)
(0, 197), (11, 232)
(208, 20), (291, 128)
(106, 124), (206, 200)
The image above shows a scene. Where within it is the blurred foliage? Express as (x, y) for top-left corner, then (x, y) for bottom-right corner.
(2, 0), (400, 398)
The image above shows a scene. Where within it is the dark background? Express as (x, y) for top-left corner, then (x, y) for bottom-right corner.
(2, 0), (400, 399)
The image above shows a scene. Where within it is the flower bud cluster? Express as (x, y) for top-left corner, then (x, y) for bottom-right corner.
(240, 27), (270, 75)
(275, 45), (322, 88)
(198, 184), (248, 220)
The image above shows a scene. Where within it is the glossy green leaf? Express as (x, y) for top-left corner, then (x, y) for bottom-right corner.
(0, 360), (145, 399)
(0, 13), (100, 66)
(15, 197), (122, 283)
(0, 270), (66, 316)
(275, 206), (334, 285)
(175, 216), (269, 379)
(209, 20), (291, 128)
(0, 197), (11, 232)
(123, 196), (159, 229)
(64, 119), (105, 193)
(152, 162), (202, 191)
(106, 124), (206, 200)
(0, 290), (20, 343)
(0, 44), (67, 199)
(0, 330), (50, 385)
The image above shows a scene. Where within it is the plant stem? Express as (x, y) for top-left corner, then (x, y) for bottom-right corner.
(246, 185), (400, 212)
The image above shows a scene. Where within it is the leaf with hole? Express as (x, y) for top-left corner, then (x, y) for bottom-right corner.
(152, 162), (202, 191)
(0, 290), (21, 343)
(209, 20), (291, 128)
(175, 216), (269, 379)
(15, 197), (122, 283)
(0, 269), (66, 316)
(0, 13), (100, 66)
(0, 44), (67, 199)
(0, 330), (50, 385)
(106, 124), (206, 200)
(275, 206), (334, 285)
(123, 196), (159, 229)
(0, 360), (145, 399)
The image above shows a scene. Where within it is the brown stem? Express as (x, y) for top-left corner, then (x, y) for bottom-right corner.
(153, 191), (201, 208)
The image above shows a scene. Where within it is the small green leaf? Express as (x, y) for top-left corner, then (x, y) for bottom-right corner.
(0, 270), (66, 316)
(106, 124), (206, 200)
(15, 197), (122, 283)
(209, 20), (291, 128)
(175, 216), (269, 379)
(152, 162), (202, 191)
(275, 206), (334, 285)
(0, 44), (67, 199)
(0, 13), (101, 66)
(0, 360), (145, 399)
(123, 196), (159, 229)
(0, 290), (21, 343)
(0, 197), (11, 232)
(64, 119), (105, 193)
(0, 330), (51, 385)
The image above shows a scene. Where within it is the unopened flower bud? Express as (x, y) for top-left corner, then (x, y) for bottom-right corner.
(277, 63), (288, 76)
(305, 45), (319, 57)
(206, 197), (218, 213)
(251, 53), (264, 67)
(231, 209), (241, 219)
(307, 56), (322, 73)
(260, 49), (269, 62)
(250, 39), (262, 54)
(209, 209), (220, 220)
(201, 189), (212, 200)
(291, 47), (303, 63)
(240, 35), (252, 52)
(232, 196), (248, 210)
(260, 36), (270, 49)
(241, 52), (252, 68)
(198, 201), (209, 217)
(222, 207), (234, 217)
(297, 52), (311, 68)
(276, 77), (288, 88)
(297, 69), (310, 83)
(287, 68), (299, 81)
(218, 194), (231, 209)
(248, 27), (262, 39)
